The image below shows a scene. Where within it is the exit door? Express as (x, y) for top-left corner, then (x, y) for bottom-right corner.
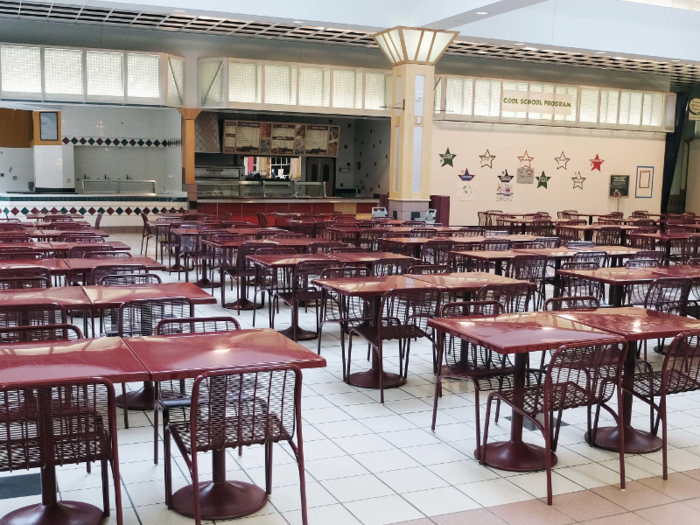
(306, 158), (335, 196)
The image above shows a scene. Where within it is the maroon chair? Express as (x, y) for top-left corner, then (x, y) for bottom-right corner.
(251, 247), (298, 327)
(373, 258), (415, 276)
(359, 230), (382, 251)
(257, 212), (269, 227)
(407, 264), (451, 274)
(90, 264), (148, 286)
(483, 339), (628, 505)
(221, 241), (267, 314)
(164, 365), (308, 525)
(0, 267), (51, 287)
(87, 251), (133, 259)
(455, 227), (484, 237)
(0, 275), (50, 290)
(572, 250), (607, 267)
(632, 250), (664, 264)
(525, 220), (555, 237)
(67, 244), (114, 258)
(329, 246), (365, 253)
(543, 296), (600, 311)
(348, 288), (440, 402)
(511, 241), (545, 249)
(59, 234), (104, 243)
(0, 303), (67, 328)
(504, 255), (547, 309)
(477, 282), (532, 313)
(639, 278), (692, 360)
(0, 323), (82, 343)
(0, 251), (42, 260)
(256, 228), (287, 239)
(421, 239), (454, 265)
(480, 238), (511, 251)
(98, 274), (162, 286)
(559, 261), (603, 301)
(0, 235), (31, 243)
(410, 228), (437, 238)
(307, 241), (344, 254)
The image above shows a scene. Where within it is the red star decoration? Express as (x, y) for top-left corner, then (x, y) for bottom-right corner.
(590, 154), (604, 171)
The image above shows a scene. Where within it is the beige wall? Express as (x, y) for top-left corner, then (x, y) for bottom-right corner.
(686, 140), (700, 215)
(430, 121), (665, 225)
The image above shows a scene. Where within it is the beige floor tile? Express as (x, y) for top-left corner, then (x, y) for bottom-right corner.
(636, 501), (700, 525)
(580, 512), (654, 525)
(433, 508), (508, 525)
(592, 481), (674, 511)
(639, 473), (700, 500)
(490, 499), (575, 525)
(550, 490), (626, 521)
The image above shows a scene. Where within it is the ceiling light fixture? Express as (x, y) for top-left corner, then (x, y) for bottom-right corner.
(514, 43), (525, 46)
(174, 9), (185, 13)
(596, 51), (606, 54)
(373, 26), (458, 65)
(293, 20), (304, 24)
(672, 59), (681, 62)
(523, 47), (539, 51)
(476, 11), (488, 15)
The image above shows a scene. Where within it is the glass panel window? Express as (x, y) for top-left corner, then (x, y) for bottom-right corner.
(445, 77), (473, 116)
(44, 48), (83, 99)
(332, 69), (361, 109)
(528, 83), (554, 121)
(199, 59), (224, 106)
(502, 80), (528, 119)
(474, 79), (500, 117)
(619, 91), (643, 126)
(86, 50), (124, 100)
(554, 86), (577, 122)
(299, 66), (330, 107)
(599, 89), (619, 124)
(127, 53), (160, 99)
(264, 64), (296, 105)
(167, 57), (184, 106)
(0, 45), (42, 96)
(229, 61), (262, 104)
(642, 93), (664, 127)
(365, 71), (389, 110)
(579, 88), (600, 123)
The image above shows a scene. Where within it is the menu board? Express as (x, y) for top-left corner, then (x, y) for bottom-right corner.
(609, 175), (630, 198)
(222, 120), (340, 157)
(222, 121), (237, 154)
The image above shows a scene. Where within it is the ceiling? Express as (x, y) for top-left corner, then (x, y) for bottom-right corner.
(1, 0), (699, 89)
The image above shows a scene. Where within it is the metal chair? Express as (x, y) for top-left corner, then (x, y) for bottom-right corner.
(90, 264), (148, 286)
(59, 234), (105, 243)
(572, 250), (607, 267)
(543, 296), (600, 311)
(67, 245), (114, 258)
(308, 241), (344, 254)
(504, 255), (547, 309)
(359, 230), (382, 251)
(0, 303), (67, 328)
(251, 247), (298, 327)
(257, 212), (269, 227)
(329, 246), (365, 253)
(87, 251), (133, 259)
(0, 251), (43, 260)
(0, 275), (50, 290)
(220, 241), (267, 314)
(348, 288), (441, 402)
(410, 228), (436, 238)
(0, 268), (51, 288)
(422, 239), (454, 265)
(0, 234), (30, 243)
(477, 282), (532, 312)
(526, 220), (555, 237)
(511, 241), (545, 249)
(163, 365), (308, 525)
(373, 258), (415, 276)
(559, 261), (603, 301)
(642, 278), (692, 360)
(632, 250), (664, 264)
(407, 264), (451, 274)
(567, 241), (595, 249)
(98, 274), (162, 286)
(480, 238), (511, 251)
(483, 339), (628, 505)
(0, 323), (83, 343)
(625, 259), (659, 268)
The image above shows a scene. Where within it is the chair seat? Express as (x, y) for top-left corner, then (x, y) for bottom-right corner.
(633, 369), (700, 398)
(276, 290), (322, 306)
(494, 381), (594, 417)
(351, 323), (428, 345)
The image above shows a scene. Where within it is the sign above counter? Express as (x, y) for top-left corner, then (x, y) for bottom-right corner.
(502, 90), (573, 116)
(222, 120), (341, 157)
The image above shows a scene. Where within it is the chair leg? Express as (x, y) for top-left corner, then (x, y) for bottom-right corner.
(473, 388), (482, 461)
(191, 454), (202, 525)
(431, 375), (443, 431)
(121, 382), (129, 429)
(378, 342), (384, 404)
(480, 394), (494, 465)
(347, 332), (354, 382)
(661, 394), (668, 480)
(265, 442), (273, 494)
(545, 411), (553, 505)
(101, 458), (110, 518)
(164, 417), (173, 508)
(153, 403), (159, 465)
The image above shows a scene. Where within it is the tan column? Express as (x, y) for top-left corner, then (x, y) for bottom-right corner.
(388, 64), (435, 220)
(178, 108), (201, 205)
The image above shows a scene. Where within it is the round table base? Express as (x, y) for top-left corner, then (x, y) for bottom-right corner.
(172, 480), (267, 520)
(479, 441), (557, 472)
(348, 369), (405, 390)
(279, 326), (317, 341)
(0, 501), (103, 525)
(586, 425), (662, 453)
(194, 278), (219, 289)
(116, 385), (156, 411)
(223, 298), (262, 311)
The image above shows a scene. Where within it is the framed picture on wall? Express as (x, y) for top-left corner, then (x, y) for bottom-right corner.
(635, 166), (654, 199)
(39, 112), (59, 142)
(609, 175), (630, 198)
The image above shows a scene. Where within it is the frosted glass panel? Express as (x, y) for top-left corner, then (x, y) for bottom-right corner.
(87, 50), (124, 100)
(199, 59), (224, 106)
(265, 64), (296, 105)
(642, 93), (664, 127)
(167, 57), (184, 106)
(1, 45), (42, 96)
(579, 88), (599, 123)
(619, 92), (643, 125)
(527, 83), (553, 121)
(44, 48), (83, 99)
(474, 79), (500, 117)
(445, 77), (473, 116)
(365, 72), (388, 110)
(229, 61), (262, 104)
(501, 80), (527, 119)
(128, 53), (160, 99)
(599, 90), (619, 124)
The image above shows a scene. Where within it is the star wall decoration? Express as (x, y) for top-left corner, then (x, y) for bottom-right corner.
(536, 172), (551, 189)
(590, 154), (605, 171)
(457, 168), (475, 182)
(498, 170), (513, 183)
(554, 151), (570, 170)
(439, 148), (456, 167)
(479, 149), (496, 169)
(518, 150), (534, 168)
(571, 172), (586, 189)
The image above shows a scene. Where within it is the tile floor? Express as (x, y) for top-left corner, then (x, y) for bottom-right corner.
(3, 233), (700, 525)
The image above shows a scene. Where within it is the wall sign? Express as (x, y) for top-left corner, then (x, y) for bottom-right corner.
(439, 148), (456, 167)
(223, 120), (340, 157)
(635, 166), (654, 198)
(536, 172), (551, 189)
(571, 172), (586, 190)
(457, 168), (474, 181)
(690, 98), (700, 121)
(502, 90), (573, 116)
(497, 170), (513, 202)
(516, 167), (534, 184)
(590, 154), (605, 171)
(518, 150), (534, 168)
(479, 149), (496, 168)
(554, 151), (570, 170)
(609, 175), (630, 198)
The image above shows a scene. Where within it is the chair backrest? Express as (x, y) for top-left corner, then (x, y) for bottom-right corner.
(86, 251), (133, 259)
(632, 250), (664, 264)
(407, 264), (451, 274)
(0, 235), (30, 243)
(511, 241), (545, 249)
(526, 220), (555, 237)
(440, 300), (503, 318)
(477, 283), (532, 312)
(329, 246), (365, 253)
(0, 251), (43, 260)
(91, 264), (148, 285)
(308, 241), (344, 254)
(422, 239), (454, 264)
(59, 235), (105, 243)
(257, 213), (269, 227)
(410, 228), (436, 238)
(543, 296), (600, 311)
(0, 323), (82, 343)
(255, 229), (286, 239)
(559, 261), (601, 299)
(156, 316), (240, 335)
(0, 267), (51, 282)
(0, 276), (50, 290)
(94, 212), (103, 229)
(290, 260), (334, 296)
(659, 330), (700, 395)
(625, 259), (659, 268)
(572, 250), (607, 267)
(98, 273), (162, 286)
(643, 278), (692, 316)
(379, 288), (441, 337)
(118, 297), (194, 337)
(480, 239), (511, 251)
(319, 266), (370, 280)
(456, 227), (484, 237)
(373, 258), (415, 276)
(254, 247), (297, 256)
(593, 226), (621, 245)
(505, 255), (547, 283)
(535, 237), (560, 248)
(68, 244), (114, 258)
(0, 303), (67, 328)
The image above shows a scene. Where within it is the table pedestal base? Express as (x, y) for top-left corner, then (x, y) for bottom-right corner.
(586, 425), (662, 453)
(195, 277), (219, 289)
(348, 369), (405, 389)
(116, 383), (156, 411)
(223, 298), (262, 311)
(479, 441), (557, 472)
(172, 480), (267, 520)
(279, 326), (317, 341)
(0, 501), (103, 525)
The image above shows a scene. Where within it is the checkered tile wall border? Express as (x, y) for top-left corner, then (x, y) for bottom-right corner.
(3, 206), (187, 217)
(61, 137), (182, 148)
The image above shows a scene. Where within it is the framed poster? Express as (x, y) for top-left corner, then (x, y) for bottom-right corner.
(609, 175), (630, 198)
(235, 122), (261, 153)
(270, 124), (296, 155)
(635, 166), (654, 199)
(222, 120), (237, 154)
(516, 167), (534, 184)
(305, 125), (329, 156)
(39, 112), (59, 142)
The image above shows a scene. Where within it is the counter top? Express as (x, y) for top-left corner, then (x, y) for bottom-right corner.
(198, 197), (380, 204)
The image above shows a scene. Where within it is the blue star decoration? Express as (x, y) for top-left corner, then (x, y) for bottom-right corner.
(439, 148), (456, 167)
(479, 149), (496, 169)
(457, 168), (474, 181)
(498, 170), (513, 183)
(536, 171), (551, 189)
(554, 151), (570, 170)
(571, 172), (586, 189)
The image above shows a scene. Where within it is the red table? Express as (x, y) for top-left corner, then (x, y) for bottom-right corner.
(409, 271), (528, 296)
(627, 232), (697, 262)
(450, 249), (523, 275)
(552, 308), (700, 453)
(27, 229), (109, 240)
(0, 258), (71, 277)
(125, 329), (326, 520)
(48, 241), (130, 256)
(329, 251), (416, 270)
(313, 276), (439, 389)
(64, 256), (165, 284)
(0, 337), (148, 525)
(428, 312), (622, 472)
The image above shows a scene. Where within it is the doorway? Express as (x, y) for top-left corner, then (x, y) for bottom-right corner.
(306, 158), (335, 196)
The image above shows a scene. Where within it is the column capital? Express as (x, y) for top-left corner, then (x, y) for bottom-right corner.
(178, 108), (201, 120)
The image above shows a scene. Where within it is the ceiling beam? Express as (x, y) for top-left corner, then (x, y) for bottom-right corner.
(422, 0), (549, 30)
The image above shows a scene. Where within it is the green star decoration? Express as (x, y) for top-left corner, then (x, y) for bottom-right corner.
(536, 171), (551, 189)
(439, 148), (456, 167)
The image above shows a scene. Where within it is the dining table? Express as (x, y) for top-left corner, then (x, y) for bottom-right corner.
(27, 229), (110, 240)
(409, 271), (530, 299)
(64, 256), (166, 284)
(556, 224), (642, 245)
(428, 312), (623, 471)
(312, 275), (439, 389)
(627, 232), (698, 262)
(48, 241), (130, 256)
(449, 249), (523, 275)
(329, 251), (417, 270)
(0, 337), (149, 525)
(124, 328), (326, 520)
(552, 307), (700, 453)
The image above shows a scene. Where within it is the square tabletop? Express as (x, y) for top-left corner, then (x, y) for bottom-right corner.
(82, 282), (218, 309)
(428, 312), (622, 354)
(452, 235), (539, 244)
(64, 256), (165, 271)
(269, 238), (324, 248)
(0, 337), (149, 386)
(329, 252), (416, 264)
(515, 248), (577, 258)
(0, 286), (92, 309)
(450, 249), (524, 261)
(381, 237), (430, 245)
(28, 229), (109, 238)
(248, 253), (335, 268)
(0, 242), (53, 251)
(408, 272), (529, 292)
(125, 328), (327, 381)
(313, 275), (439, 297)
(49, 241), (130, 252)
(574, 245), (640, 256)
(556, 266), (661, 285)
(0, 258), (71, 274)
(551, 307), (700, 341)
(651, 266), (700, 280)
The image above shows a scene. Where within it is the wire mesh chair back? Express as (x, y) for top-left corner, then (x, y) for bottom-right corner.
(379, 288), (441, 340)
(593, 227), (622, 245)
(329, 246), (365, 253)
(59, 235), (105, 243)
(666, 226), (692, 234)
(632, 219), (655, 227)
(477, 283), (532, 312)
(422, 239), (454, 264)
(318, 266), (371, 330)
(536, 237), (560, 248)
(670, 236), (699, 262)
(526, 220), (555, 237)
(156, 316), (241, 335)
(572, 250), (607, 267)
(505, 255), (547, 284)
(67, 245), (114, 258)
(257, 213), (268, 227)
(0, 276), (50, 290)
(643, 278), (692, 316)
(308, 241), (344, 254)
(91, 264), (148, 286)
(543, 296), (600, 311)
(609, 212), (624, 218)
(479, 239), (511, 251)
(0, 303), (67, 328)
(0, 323), (83, 343)
(631, 211), (650, 218)
(287, 261), (334, 301)
(559, 261), (602, 299)
(0, 235), (30, 243)
(98, 273), (162, 286)
(625, 259), (659, 268)
(85, 251), (133, 259)
(0, 251), (43, 260)
(511, 241), (545, 249)
(658, 331), (700, 395)
(410, 228), (436, 238)
(118, 297), (194, 337)
(359, 230), (382, 251)
(0, 268), (51, 283)
(457, 227), (484, 237)
(544, 341), (627, 414)
(407, 264), (451, 274)
(373, 258), (415, 276)
(633, 250), (664, 264)
(567, 241), (595, 248)
(236, 242), (265, 276)
(255, 247), (297, 256)
(274, 232), (307, 239)
(403, 221), (425, 227)
(0, 378), (117, 472)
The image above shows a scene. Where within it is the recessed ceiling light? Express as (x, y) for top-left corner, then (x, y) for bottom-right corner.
(476, 11), (488, 15)
(174, 9), (185, 12)
(596, 51), (606, 54)
(612, 56), (624, 60)
(672, 59), (681, 62)
(293, 20), (304, 24)
(523, 47), (539, 51)
(514, 42), (525, 46)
